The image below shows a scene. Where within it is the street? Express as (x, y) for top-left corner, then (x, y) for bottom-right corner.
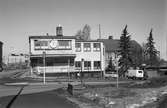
(0, 89), (78, 108)
(0, 70), (79, 108)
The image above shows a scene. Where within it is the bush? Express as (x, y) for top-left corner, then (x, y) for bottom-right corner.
(130, 76), (167, 88)
(148, 76), (167, 87)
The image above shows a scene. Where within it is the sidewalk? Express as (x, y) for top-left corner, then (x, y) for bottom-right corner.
(0, 81), (81, 98)
(0, 78), (132, 98)
(0, 82), (63, 97)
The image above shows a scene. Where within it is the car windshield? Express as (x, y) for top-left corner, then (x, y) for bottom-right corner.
(138, 71), (143, 73)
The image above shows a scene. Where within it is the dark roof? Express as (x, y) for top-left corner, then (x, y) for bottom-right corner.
(98, 39), (141, 52)
(98, 39), (120, 52)
(29, 35), (76, 39)
(76, 40), (101, 42)
(130, 40), (142, 51)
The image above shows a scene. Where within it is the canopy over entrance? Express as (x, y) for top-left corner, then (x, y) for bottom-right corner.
(30, 54), (75, 67)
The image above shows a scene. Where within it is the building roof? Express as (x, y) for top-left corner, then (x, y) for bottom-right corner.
(76, 39), (102, 42)
(98, 39), (120, 52)
(98, 39), (141, 52)
(29, 35), (76, 39)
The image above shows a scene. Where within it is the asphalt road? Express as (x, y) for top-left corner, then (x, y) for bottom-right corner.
(0, 69), (142, 108)
(0, 89), (78, 108)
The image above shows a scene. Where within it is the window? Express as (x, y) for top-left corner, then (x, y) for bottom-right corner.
(75, 43), (81, 52)
(93, 43), (100, 51)
(94, 61), (101, 69)
(84, 43), (91, 52)
(58, 40), (71, 49)
(75, 61), (81, 70)
(84, 61), (91, 70)
(34, 40), (48, 49)
(34, 40), (40, 47)
(138, 71), (143, 73)
(40, 41), (48, 46)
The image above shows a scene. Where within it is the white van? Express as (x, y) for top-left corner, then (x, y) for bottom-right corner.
(127, 69), (144, 79)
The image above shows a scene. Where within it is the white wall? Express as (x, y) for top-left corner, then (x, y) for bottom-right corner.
(30, 38), (76, 55)
(29, 37), (105, 73)
(75, 42), (105, 71)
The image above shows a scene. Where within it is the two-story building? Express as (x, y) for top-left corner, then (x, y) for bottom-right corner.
(29, 26), (105, 77)
(75, 40), (105, 77)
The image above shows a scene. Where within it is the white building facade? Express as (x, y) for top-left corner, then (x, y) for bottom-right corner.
(29, 36), (76, 74)
(75, 41), (105, 73)
(29, 28), (105, 77)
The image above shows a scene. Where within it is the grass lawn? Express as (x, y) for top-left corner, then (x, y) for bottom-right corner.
(64, 76), (167, 108)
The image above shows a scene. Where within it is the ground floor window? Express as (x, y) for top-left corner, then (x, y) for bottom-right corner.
(30, 57), (74, 67)
(75, 61), (81, 70)
(94, 61), (101, 69)
(84, 61), (91, 70)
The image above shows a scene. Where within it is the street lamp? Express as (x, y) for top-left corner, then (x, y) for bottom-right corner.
(80, 58), (84, 85)
(68, 59), (70, 82)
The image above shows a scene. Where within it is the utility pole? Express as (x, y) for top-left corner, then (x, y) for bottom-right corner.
(99, 24), (101, 39)
(99, 24), (103, 78)
(43, 51), (46, 84)
(115, 52), (119, 88)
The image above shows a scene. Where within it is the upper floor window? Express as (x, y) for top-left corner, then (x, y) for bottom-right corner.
(93, 43), (100, 51)
(84, 43), (91, 52)
(34, 40), (48, 49)
(75, 43), (81, 52)
(41, 41), (48, 46)
(34, 40), (40, 47)
(58, 40), (71, 49)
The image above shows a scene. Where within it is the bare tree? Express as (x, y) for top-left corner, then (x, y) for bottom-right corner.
(75, 29), (83, 40)
(75, 24), (91, 41)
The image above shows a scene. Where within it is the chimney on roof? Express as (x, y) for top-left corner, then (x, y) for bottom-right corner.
(46, 33), (49, 36)
(108, 36), (113, 40)
(56, 24), (63, 36)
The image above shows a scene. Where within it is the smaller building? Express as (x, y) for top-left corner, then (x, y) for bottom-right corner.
(7, 53), (29, 64)
(98, 36), (120, 68)
(98, 36), (142, 70)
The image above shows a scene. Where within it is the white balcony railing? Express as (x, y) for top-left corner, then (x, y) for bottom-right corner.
(33, 66), (102, 74)
(34, 66), (75, 74)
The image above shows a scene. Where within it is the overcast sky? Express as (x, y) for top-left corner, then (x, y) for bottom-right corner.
(0, 0), (166, 59)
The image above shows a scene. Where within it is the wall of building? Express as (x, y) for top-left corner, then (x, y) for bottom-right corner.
(75, 42), (105, 72)
(30, 38), (76, 55)
(29, 36), (105, 74)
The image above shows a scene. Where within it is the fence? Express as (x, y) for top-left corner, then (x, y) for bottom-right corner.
(33, 66), (75, 74)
